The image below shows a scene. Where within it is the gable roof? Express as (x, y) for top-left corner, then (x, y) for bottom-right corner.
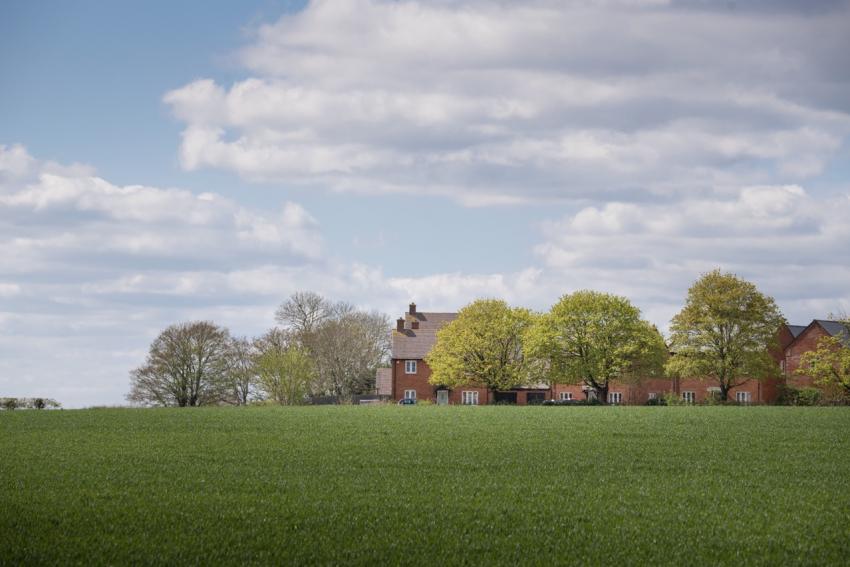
(787, 325), (807, 338)
(786, 319), (850, 351)
(815, 319), (850, 346)
(392, 312), (457, 359)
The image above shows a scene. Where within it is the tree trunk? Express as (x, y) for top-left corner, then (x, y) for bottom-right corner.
(598, 383), (609, 404)
(719, 383), (729, 402)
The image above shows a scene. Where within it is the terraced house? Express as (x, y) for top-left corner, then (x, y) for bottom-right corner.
(378, 303), (850, 405)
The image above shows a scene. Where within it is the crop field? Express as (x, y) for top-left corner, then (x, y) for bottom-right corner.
(2, 406), (849, 565)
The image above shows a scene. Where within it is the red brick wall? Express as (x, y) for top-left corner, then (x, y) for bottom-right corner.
(783, 324), (829, 389)
(392, 359), (782, 404)
(392, 358), (436, 402)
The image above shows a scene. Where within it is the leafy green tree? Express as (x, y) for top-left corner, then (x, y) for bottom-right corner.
(525, 290), (667, 403)
(797, 332), (850, 397)
(667, 270), (785, 401)
(256, 346), (316, 405)
(426, 299), (534, 392)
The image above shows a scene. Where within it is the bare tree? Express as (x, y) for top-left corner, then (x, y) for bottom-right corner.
(128, 321), (232, 407)
(275, 291), (330, 335)
(227, 337), (257, 405)
(253, 327), (292, 356)
(274, 292), (391, 400)
(309, 310), (391, 399)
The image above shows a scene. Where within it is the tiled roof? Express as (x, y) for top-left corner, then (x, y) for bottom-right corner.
(787, 325), (807, 338)
(815, 320), (850, 346)
(392, 312), (457, 359)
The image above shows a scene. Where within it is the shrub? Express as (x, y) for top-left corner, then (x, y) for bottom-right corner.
(777, 385), (822, 406)
(797, 388), (822, 406)
(663, 392), (688, 406)
(2, 398), (18, 411)
(645, 397), (667, 406)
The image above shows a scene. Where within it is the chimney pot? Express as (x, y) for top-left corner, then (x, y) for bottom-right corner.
(396, 318), (404, 332)
(409, 302), (416, 315)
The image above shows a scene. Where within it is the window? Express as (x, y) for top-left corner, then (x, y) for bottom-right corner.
(608, 392), (623, 404)
(559, 392), (573, 401)
(462, 391), (479, 405)
(735, 391), (751, 404)
(404, 360), (417, 374)
(648, 392), (657, 400)
(682, 391), (696, 403)
(403, 389), (416, 400)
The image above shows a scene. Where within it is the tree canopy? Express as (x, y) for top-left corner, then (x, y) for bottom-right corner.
(426, 299), (534, 391)
(128, 321), (233, 407)
(256, 345), (316, 405)
(524, 290), (667, 402)
(797, 328), (850, 397)
(666, 270), (785, 400)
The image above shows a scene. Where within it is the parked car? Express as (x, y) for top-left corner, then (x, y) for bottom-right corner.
(397, 398), (417, 405)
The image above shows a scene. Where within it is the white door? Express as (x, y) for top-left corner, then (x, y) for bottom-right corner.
(436, 390), (449, 405)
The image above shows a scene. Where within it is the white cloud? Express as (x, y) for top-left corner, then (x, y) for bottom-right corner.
(534, 184), (850, 326)
(164, 0), (850, 205)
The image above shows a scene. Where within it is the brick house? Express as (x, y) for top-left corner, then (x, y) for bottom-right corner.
(779, 320), (850, 392)
(383, 303), (848, 405)
(388, 303), (548, 405)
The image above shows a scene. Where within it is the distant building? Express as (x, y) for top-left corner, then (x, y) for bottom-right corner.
(386, 302), (849, 405)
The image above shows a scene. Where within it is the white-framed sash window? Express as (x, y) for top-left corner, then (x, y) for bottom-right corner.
(404, 360), (417, 374)
(608, 392), (623, 404)
(404, 389), (417, 400)
(462, 391), (479, 405)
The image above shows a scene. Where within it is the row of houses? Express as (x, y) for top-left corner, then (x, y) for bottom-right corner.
(375, 303), (850, 405)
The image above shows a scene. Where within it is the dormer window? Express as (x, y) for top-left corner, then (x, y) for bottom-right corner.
(404, 360), (417, 374)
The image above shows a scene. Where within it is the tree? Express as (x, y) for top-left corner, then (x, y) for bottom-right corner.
(525, 291), (668, 403)
(308, 310), (391, 398)
(227, 337), (257, 405)
(275, 291), (331, 336)
(426, 299), (534, 392)
(797, 330), (850, 398)
(274, 292), (390, 399)
(127, 321), (232, 407)
(256, 346), (316, 405)
(667, 270), (785, 401)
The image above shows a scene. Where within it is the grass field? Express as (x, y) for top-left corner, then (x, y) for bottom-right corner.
(2, 406), (849, 565)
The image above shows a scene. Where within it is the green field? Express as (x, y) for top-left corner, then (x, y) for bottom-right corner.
(2, 406), (849, 565)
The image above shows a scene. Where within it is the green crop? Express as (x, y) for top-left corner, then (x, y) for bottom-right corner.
(1, 406), (848, 565)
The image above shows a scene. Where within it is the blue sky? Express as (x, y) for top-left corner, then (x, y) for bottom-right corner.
(2, 0), (850, 407)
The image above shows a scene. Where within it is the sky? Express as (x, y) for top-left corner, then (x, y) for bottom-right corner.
(2, 0), (850, 408)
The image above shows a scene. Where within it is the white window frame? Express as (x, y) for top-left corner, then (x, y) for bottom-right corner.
(559, 392), (573, 401)
(404, 360), (417, 374)
(462, 391), (479, 405)
(403, 389), (416, 400)
(608, 392), (623, 405)
(735, 391), (751, 404)
(648, 392), (657, 400)
(682, 391), (696, 404)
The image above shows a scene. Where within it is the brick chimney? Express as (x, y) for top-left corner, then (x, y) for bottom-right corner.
(396, 318), (404, 332)
(409, 302), (416, 315)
